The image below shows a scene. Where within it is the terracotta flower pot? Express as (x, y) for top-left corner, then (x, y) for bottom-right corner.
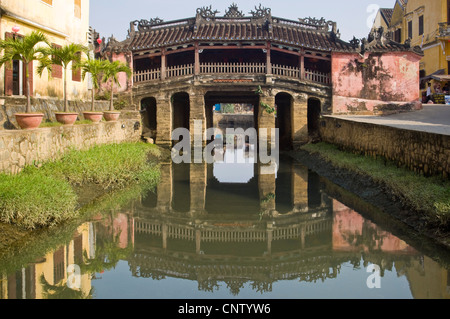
(15, 113), (44, 129)
(103, 111), (121, 122)
(83, 111), (104, 123)
(55, 112), (79, 125)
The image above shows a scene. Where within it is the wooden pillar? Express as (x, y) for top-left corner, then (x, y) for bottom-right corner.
(266, 222), (273, 255)
(194, 43), (200, 75)
(162, 224), (168, 250)
(195, 229), (202, 254)
(266, 43), (272, 75)
(161, 49), (166, 80)
(300, 54), (305, 80)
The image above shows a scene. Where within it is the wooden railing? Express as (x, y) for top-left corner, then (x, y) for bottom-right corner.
(134, 218), (332, 243)
(134, 63), (331, 85)
(166, 64), (194, 78)
(200, 62), (266, 74)
(305, 69), (331, 85)
(272, 64), (300, 78)
(134, 68), (161, 82)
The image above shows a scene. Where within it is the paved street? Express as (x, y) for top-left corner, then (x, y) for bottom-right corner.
(329, 104), (450, 136)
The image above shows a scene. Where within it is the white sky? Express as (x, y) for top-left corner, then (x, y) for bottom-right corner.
(89, 0), (396, 43)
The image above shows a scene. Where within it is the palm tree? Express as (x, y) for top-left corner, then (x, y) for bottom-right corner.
(0, 30), (50, 113)
(80, 57), (108, 111)
(38, 43), (88, 112)
(102, 60), (131, 111)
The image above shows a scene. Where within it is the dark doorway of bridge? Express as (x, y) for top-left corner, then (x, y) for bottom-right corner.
(172, 92), (190, 145)
(141, 97), (157, 140)
(307, 98), (321, 139)
(204, 91), (258, 146)
(275, 93), (293, 151)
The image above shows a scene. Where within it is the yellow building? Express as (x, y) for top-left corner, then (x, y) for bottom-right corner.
(374, 0), (450, 97)
(0, 0), (91, 100)
(371, 8), (394, 32)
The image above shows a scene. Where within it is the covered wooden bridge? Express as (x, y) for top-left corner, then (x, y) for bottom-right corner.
(101, 4), (422, 149)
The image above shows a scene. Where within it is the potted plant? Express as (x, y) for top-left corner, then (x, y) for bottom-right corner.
(101, 59), (131, 121)
(80, 56), (108, 122)
(38, 43), (88, 125)
(0, 30), (50, 129)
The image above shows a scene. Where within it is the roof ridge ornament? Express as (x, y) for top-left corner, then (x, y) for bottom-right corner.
(298, 16), (337, 33)
(196, 5), (220, 21)
(224, 3), (244, 18)
(250, 4), (271, 19)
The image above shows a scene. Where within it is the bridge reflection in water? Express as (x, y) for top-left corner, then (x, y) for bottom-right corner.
(1, 148), (450, 299)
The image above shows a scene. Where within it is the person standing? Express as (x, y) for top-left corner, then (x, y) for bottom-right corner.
(426, 82), (432, 103)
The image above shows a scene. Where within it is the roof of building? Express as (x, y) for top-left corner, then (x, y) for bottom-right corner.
(380, 8), (394, 25)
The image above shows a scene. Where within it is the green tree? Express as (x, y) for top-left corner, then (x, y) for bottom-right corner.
(0, 30), (50, 113)
(102, 60), (132, 111)
(80, 57), (108, 111)
(38, 43), (88, 112)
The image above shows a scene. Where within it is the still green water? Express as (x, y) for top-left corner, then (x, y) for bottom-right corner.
(1, 148), (449, 299)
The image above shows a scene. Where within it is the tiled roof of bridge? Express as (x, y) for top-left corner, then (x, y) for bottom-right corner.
(124, 17), (355, 53)
(106, 4), (356, 53)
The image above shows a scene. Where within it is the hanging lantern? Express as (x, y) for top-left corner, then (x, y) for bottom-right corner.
(12, 26), (20, 33)
(97, 38), (102, 45)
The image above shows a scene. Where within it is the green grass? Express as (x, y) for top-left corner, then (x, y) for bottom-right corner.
(0, 142), (161, 230)
(30, 142), (161, 189)
(0, 172), (77, 230)
(301, 142), (450, 226)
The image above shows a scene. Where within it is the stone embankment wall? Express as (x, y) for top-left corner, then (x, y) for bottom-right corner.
(0, 96), (110, 129)
(0, 114), (142, 174)
(319, 116), (450, 179)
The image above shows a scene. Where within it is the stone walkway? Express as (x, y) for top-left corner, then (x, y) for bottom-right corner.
(328, 104), (450, 136)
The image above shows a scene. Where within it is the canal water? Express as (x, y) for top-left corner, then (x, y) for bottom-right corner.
(1, 144), (450, 300)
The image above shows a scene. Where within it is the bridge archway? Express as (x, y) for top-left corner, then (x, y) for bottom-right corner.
(171, 92), (190, 144)
(204, 91), (259, 138)
(141, 97), (157, 140)
(275, 92), (293, 150)
(307, 98), (321, 139)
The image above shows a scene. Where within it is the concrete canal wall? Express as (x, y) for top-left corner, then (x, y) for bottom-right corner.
(319, 116), (450, 179)
(0, 113), (142, 174)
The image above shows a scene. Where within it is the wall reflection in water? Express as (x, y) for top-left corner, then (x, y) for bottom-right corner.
(1, 150), (449, 299)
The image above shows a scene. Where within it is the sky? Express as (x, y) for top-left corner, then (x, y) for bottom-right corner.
(89, 0), (396, 43)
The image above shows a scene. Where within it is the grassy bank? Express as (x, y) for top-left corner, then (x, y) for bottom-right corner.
(0, 142), (161, 230)
(300, 142), (450, 228)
